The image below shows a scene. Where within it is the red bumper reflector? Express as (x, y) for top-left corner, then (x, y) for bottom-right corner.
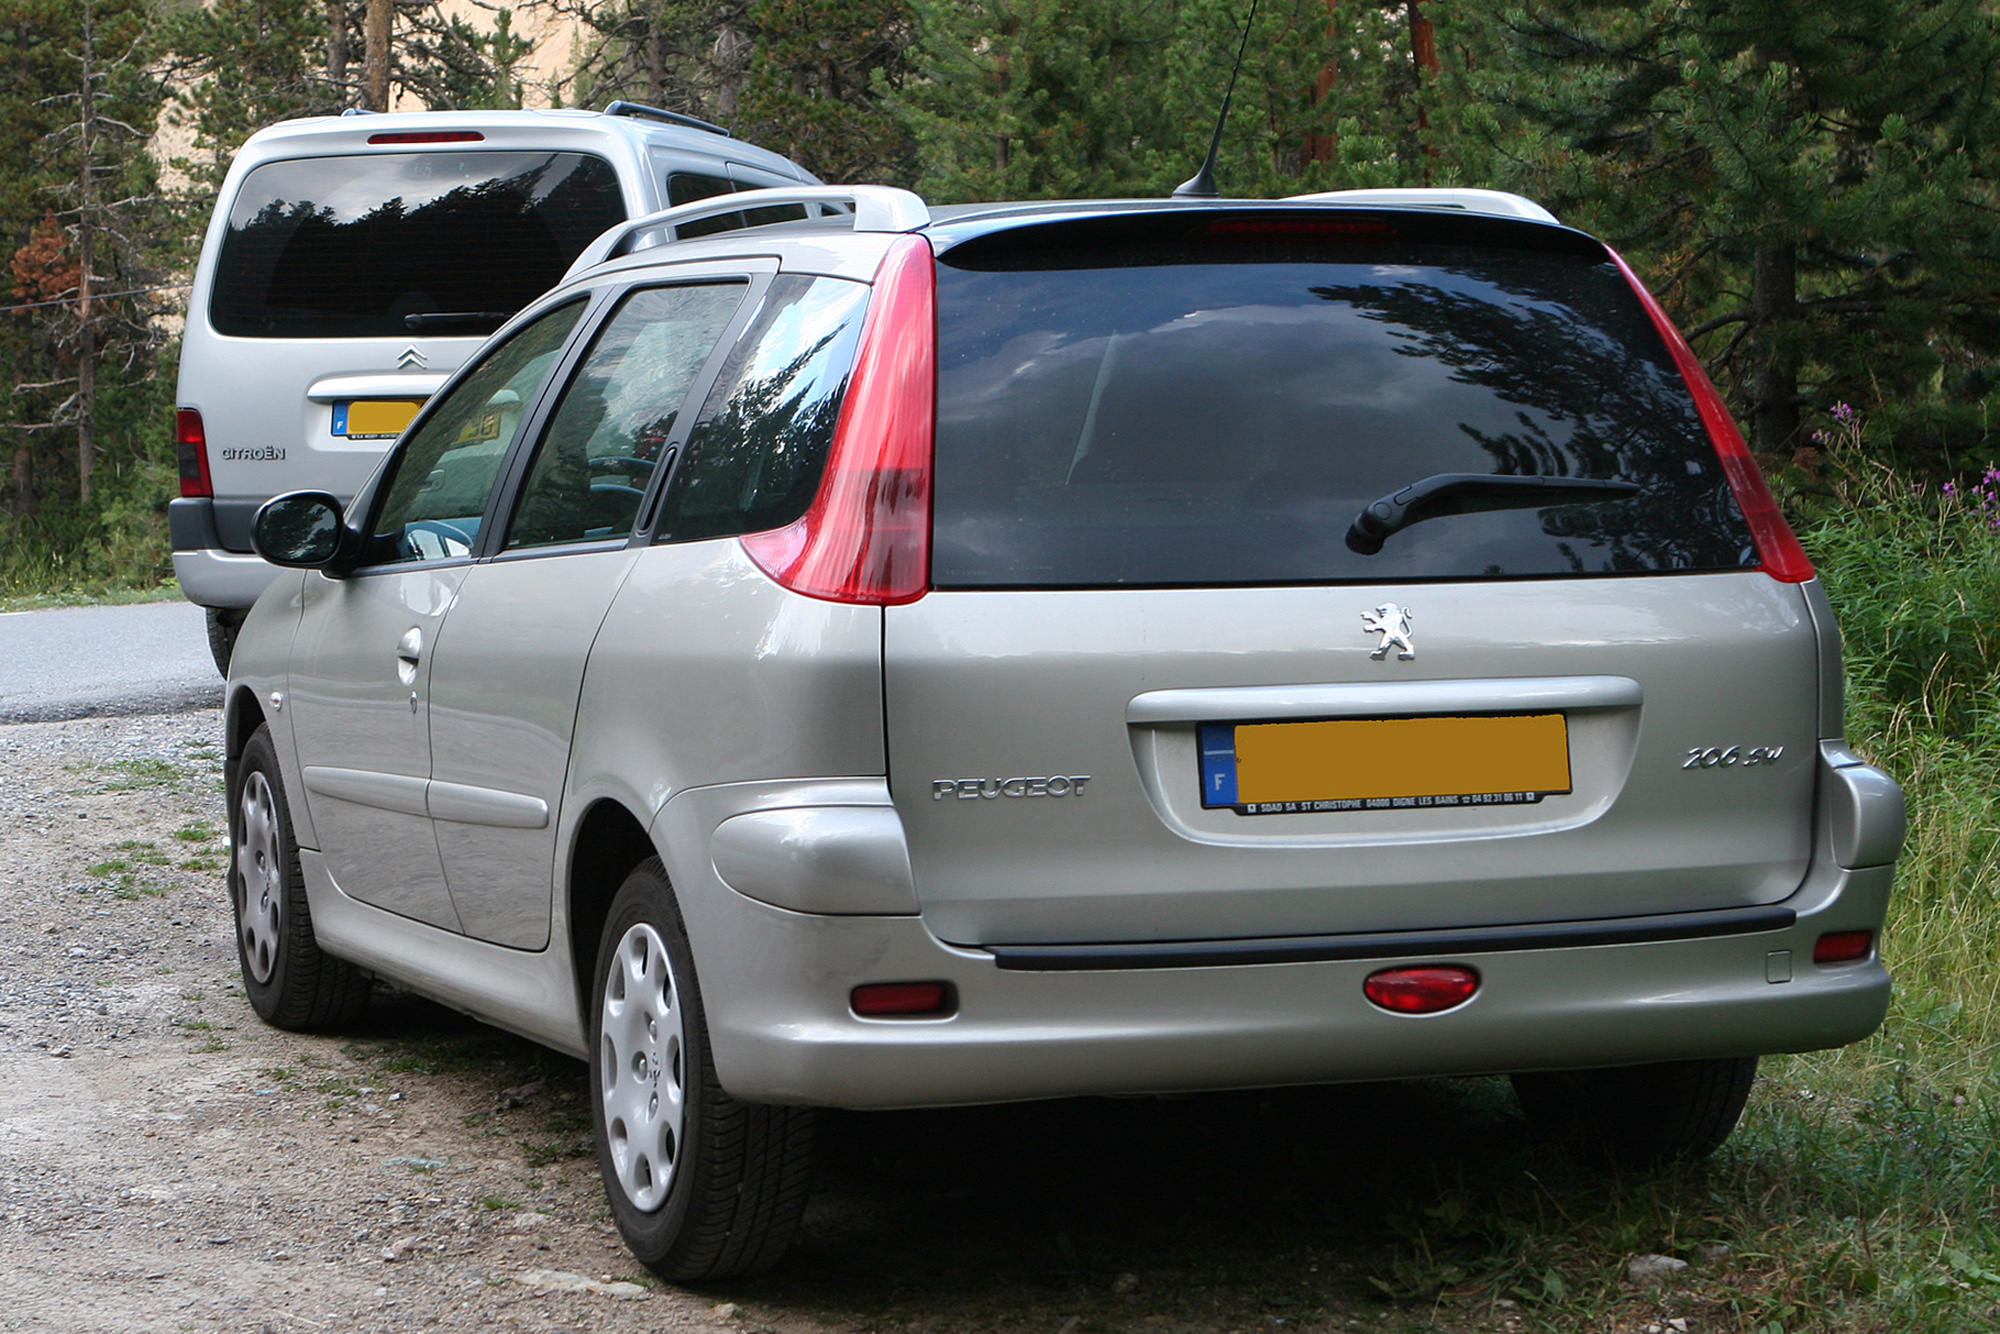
(368, 130), (485, 144)
(1363, 966), (1479, 1015)
(1813, 931), (1874, 965)
(850, 981), (953, 1017)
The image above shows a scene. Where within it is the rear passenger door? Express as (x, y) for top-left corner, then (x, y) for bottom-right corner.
(426, 266), (764, 948)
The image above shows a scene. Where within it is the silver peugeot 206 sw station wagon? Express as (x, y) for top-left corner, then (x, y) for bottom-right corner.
(224, 184), (1906, 1280)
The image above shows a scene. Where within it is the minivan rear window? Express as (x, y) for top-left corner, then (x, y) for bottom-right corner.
(930, 225), (1755, 587)
(209, 151), (625, 338)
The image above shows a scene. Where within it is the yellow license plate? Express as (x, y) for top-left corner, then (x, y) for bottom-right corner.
(333, 399), (423, 439)
(1198, 713), (1572, 815)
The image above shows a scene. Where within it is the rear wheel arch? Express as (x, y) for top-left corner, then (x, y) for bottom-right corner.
(224, 686), (267, 800)
(567, 798), (661, 1024)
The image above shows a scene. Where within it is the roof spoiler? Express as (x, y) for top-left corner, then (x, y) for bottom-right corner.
(563, 185), (932, 283)
(1286, 188), (1558, 224)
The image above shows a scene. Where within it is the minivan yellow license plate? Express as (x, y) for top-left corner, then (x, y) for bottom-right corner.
(1197, 714), (1572, 815)
(332, 398), (423, 439)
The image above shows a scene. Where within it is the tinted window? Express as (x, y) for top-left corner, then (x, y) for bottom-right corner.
(656, 275), (869, 543)
(210, 152), (624, 338)
(505, 283), (746, 550)
(363, 301), (586, 565)
(660, 164), (811, 239)
(931, 232), (1753, 587)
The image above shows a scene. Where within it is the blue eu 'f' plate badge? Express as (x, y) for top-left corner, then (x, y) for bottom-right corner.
(1198, 723), (1238, 808)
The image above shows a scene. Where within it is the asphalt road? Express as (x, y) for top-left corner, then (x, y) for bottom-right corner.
(0, 600), (221, 724)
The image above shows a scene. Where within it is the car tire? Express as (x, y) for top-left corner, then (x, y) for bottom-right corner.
(230, 723), (372, 1030)
(206, 606), (245, 677)
(1511, 1056), (1758, 1165)
(590, 857), (815, 1281)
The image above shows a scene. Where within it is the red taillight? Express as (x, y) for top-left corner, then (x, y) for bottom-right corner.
(1813, 931), (1874, 965)
(740, 233), (935, 605)
(850, 981), (953, 1017)
(1609, 249), (1814, 583)
(1362, 965), (1480, 1015)
(367, 130), (485, 144)
(176, 408), (212, 498)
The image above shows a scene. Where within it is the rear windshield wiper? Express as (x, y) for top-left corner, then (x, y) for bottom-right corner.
(404, 311), (512, 332)
(1346, 473), (1642, 555)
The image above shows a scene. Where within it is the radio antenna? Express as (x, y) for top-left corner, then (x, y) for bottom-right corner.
(1172, 0), (1261, 200)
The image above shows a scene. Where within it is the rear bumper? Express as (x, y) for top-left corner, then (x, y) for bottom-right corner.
(656, 782), (1895, 1111)
(171, 547), (278, 610)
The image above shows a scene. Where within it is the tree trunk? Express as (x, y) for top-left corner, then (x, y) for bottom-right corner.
(1304, 0), (1337, 165)
(363, 0), (391, 111)
(1749, 245), (1800, 455)
(76, 0), (97, 507)
(1408, 0), (1440, 166)
(327, 0), (349, 93)
(646, 11), (665, 107)
(712, 21), (748, 118)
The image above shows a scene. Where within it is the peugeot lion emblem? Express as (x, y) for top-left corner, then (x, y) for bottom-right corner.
(1363, 603), (1416, 661)
(396, 345), (427, 370)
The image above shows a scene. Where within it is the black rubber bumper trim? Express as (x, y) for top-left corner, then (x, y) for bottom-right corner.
(982, 905), (1798, 971)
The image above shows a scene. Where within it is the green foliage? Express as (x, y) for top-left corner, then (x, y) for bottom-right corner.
(736, 0), (915, 184)
(160, 0), (345, 188)
(1477, 0), (2000, 465)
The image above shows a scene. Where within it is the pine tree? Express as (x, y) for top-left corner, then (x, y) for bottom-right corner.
(1478, 0), (2000, 466)
(735, 0), (915, 184)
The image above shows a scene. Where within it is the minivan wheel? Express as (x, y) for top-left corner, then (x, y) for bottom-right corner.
(230, 724), (372, 1030)
(590, 858), (815, 1281)
(1511, 1056), (1758, 1165)
(205, 606), (245, 677)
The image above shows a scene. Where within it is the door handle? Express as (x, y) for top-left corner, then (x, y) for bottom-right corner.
(396, 627), (423, 686)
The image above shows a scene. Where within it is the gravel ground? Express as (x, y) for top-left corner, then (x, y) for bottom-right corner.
(1, 708), (1544, 1334)
(0, 709), (794, 1334)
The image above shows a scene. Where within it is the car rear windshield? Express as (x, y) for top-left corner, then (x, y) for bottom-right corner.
(930, 214), (1756, 588)
(209, 151), (625, 339)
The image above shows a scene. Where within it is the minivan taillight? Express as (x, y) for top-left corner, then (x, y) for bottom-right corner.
(1610, 251), (1815, 583)
(176, 408), (212, 498)
(740, 234), (935, 605)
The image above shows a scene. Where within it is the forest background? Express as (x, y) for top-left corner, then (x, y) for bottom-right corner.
(7, 0), (2000, 592)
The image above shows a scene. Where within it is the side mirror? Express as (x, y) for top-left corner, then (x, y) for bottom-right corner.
(252, 491), (353, 570)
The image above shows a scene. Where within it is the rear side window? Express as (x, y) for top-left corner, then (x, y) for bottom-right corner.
(655, 274), (869, 542)
(662, 169), (810, 239)
(210, 151), (625, 338)
(505, 282), (746, 550)
(930, 222), (1754, 588)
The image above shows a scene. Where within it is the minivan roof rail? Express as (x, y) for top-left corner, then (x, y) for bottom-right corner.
(1286, 187), (1559, 224)
(602, 100), (731, 137)
(565, 185), (933, 282)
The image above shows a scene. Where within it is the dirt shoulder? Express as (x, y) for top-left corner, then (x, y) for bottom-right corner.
(0, 710), (768, 1334)
(2, 708), (1554, 1334)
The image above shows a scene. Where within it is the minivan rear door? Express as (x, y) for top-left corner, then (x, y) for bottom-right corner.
(186, 147), (629, 524)
(882, 212), (1820, 948)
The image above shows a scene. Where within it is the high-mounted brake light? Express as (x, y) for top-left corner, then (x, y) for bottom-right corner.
(1362, 965), (1480, 1015)
(176, 408), (212, 498)
(367, 130), (485, 145)
(741, 233), (935, 604)
(1610, 250), (1814, 583)
(1208, 216), (1394, 239)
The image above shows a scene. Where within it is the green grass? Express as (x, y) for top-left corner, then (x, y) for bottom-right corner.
(0, 579), (182, 614)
